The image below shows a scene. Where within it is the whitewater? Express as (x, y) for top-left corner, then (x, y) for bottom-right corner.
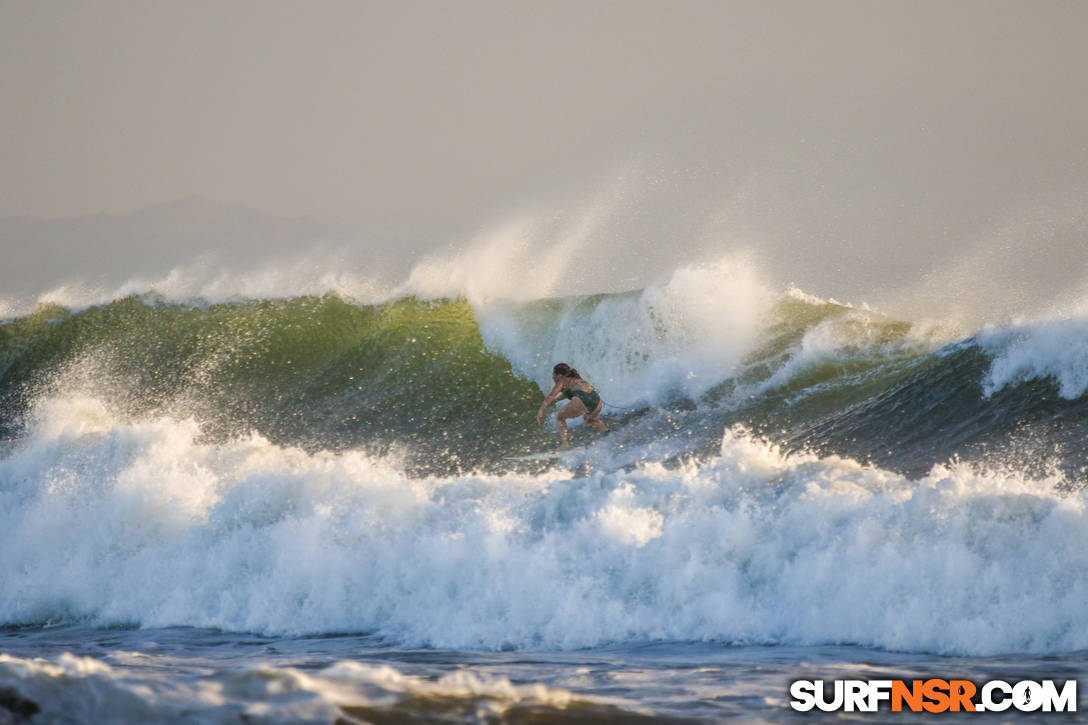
(3, 257), (1088, 722)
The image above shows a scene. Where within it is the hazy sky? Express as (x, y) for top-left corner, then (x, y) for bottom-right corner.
(2, 0), (1087, 319)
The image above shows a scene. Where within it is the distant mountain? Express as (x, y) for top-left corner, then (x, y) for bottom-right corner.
(0, 198), (329, 300)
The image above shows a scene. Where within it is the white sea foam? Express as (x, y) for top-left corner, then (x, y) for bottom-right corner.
(475, 256), (773, 403)
(114, 256), (389, 306)
(2, 394), (1087, 656)
(979, 315), (1088, 399)
(0, 260), (391, 322)
(0, 652), (590, 724)
(30, 255), (389, 313)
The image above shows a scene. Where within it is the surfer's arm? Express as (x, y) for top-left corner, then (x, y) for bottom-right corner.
(536, 383), (564, 422)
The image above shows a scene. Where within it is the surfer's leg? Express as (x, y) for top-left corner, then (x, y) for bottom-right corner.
(556, 399), (587, 449)
(585, 401), (608, 433)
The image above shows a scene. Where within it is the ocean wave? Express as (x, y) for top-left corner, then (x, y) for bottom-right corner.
(476, 258), (773, 404)
(3, 280), (1088, 479)
(2, 396), (1086, 656)
(979, 315), (1088, 400)
(0, 652), (622, 724)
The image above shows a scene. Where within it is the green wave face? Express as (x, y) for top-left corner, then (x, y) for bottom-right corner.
(3, 290), (1088, 479)
(724, 295), (930, 418)
(0, 295), (549, 474)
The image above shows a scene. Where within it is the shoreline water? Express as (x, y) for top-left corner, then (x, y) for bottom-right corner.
(4, 625), (1086, 723)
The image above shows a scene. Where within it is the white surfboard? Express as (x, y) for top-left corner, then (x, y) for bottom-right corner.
(503, 450), (566, 461)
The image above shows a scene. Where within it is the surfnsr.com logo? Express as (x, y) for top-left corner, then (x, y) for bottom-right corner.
(789, 679), (1077, 713)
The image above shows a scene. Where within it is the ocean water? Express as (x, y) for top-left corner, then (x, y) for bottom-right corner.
(3, 261), (1088, 722)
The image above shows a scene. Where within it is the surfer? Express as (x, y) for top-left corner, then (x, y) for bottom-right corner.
(537, 363), (608, 449)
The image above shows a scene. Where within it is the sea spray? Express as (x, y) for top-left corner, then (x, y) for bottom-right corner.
(476, 257), (774, 404)
(0, 295), (546, 473)
(979, 315), (1088, 399)
(3, 394), (1087, 655)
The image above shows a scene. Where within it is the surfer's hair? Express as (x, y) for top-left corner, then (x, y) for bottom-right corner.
(553, 363), (581, 379)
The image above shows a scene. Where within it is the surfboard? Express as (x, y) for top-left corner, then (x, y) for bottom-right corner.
(504, 435), (613, 461)
(503, 450), (567, 461)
